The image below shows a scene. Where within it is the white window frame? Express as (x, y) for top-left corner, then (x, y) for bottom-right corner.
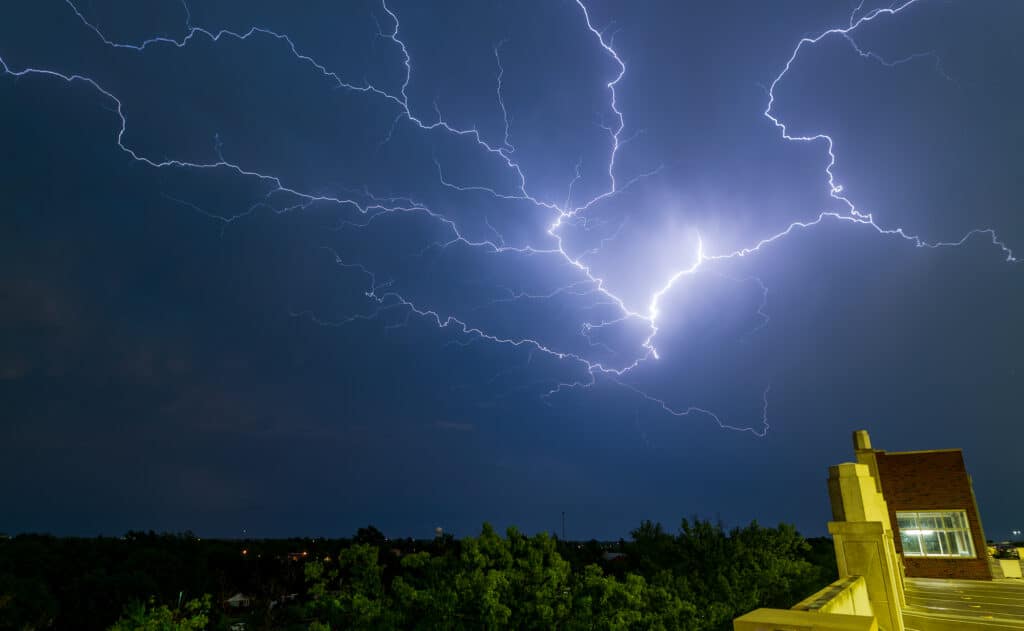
(895, 510), (975, 559)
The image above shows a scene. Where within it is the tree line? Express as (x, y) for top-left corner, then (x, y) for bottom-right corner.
(0, 520), (836, 630)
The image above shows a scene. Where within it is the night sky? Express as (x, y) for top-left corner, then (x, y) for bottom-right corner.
(2, 1), (1022, 541)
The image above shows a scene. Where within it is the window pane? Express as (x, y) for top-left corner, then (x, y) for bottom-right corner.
(922, 531), (942, 555)
(938, 531), (952, 555)
(943, 516), (955, 528)
(901, 531), (923, 556)
(950, 532), (966, 556)
(958, 531), (974, 557)
(897, 513), (917, 530)
(919, 515), (939, 529)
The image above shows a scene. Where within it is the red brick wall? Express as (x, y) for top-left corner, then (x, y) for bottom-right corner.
(874, 450), (991, 580)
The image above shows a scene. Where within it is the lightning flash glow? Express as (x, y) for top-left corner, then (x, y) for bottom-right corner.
(1, 0), (1015, 436)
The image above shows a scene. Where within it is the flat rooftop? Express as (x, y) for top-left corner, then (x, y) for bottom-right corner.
(904, 577), (1024, 631)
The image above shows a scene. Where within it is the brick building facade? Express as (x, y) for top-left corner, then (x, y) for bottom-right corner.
(855, 434), (991, 580)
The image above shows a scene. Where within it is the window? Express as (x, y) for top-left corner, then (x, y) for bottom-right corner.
(896, 510), (975, 558)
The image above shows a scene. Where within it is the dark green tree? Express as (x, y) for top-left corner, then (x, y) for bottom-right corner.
(0, 574), (58, 631)
(305, 544), (399, 630)
(106, 594), (210, 631)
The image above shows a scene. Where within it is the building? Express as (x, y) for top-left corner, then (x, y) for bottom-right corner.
(224, 593), (253, 609)
(851, 430), (991, 580)
(734, 429), (1024, 631)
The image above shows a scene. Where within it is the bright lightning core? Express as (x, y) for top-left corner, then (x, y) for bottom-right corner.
(0, 0), (1016, 437)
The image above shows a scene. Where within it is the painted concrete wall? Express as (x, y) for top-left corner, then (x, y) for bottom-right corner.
(828, 460), (906, 627)
(734, 459), (901, 631)
(792, 576), (873, 617)
(1000, 559), (1023, 579)
(733, 608), (877, 631)
(735, 574), (882, 630)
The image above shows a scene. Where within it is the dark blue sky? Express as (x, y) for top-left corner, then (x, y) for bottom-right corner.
(2, 0), (1022, 541)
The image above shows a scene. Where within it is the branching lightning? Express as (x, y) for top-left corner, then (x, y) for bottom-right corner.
(1, 0), (1015, 437)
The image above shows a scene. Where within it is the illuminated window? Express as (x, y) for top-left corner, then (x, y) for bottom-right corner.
(896, 510), (975, 558)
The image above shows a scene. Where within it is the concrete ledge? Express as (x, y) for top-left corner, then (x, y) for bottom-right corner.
(733, 608), (877, 631)
(793, 576), (873, 616)
(999, 558), (1023, 579)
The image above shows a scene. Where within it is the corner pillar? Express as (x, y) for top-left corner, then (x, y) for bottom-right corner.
(827, 461), (904, 631)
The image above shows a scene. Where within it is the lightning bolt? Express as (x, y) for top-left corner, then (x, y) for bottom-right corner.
(751, 0), (1015, 266)
(1, 0), (1015, 437)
